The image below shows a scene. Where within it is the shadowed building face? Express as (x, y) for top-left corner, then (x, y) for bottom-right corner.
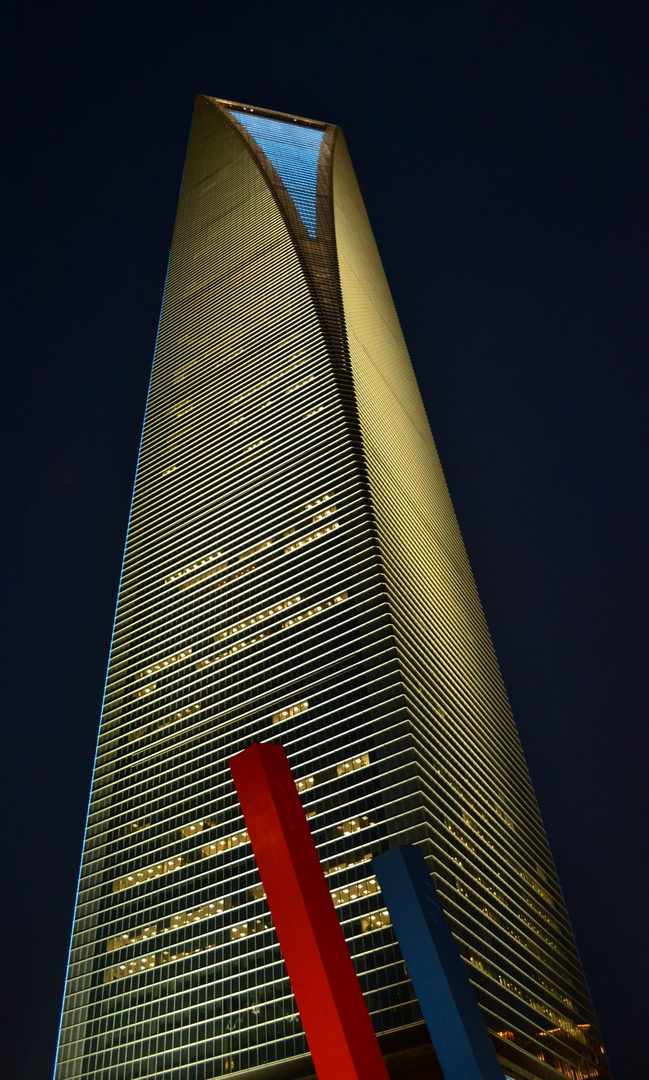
(53, 97), (609, 1080)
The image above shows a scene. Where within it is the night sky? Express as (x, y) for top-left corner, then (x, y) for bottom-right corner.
(4, 3), (647, 1077)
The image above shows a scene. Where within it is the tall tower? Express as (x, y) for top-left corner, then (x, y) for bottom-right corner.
(54, 98), (608, 1080)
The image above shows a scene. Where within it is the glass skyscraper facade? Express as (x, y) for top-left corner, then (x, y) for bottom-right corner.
(53, 97), (608, 1080)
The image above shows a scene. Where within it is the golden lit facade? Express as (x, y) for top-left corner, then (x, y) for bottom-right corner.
(54, 98), (608, 1080)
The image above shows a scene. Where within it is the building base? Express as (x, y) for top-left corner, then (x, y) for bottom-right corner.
(232, 1021), (588, 1080)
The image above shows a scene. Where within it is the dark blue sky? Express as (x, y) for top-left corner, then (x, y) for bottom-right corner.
(3, 3), (647, 1077)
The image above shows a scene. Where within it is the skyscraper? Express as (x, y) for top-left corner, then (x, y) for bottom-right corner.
(53, 97), (608, 1080)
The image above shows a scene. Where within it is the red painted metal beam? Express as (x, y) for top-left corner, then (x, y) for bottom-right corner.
(228, 742), (389, 1080)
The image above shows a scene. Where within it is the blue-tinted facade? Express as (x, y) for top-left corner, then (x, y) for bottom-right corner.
(231, 110), (324, 238)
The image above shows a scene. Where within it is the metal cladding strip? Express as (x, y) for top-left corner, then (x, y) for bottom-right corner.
(228, 742), (390, 1080)
(373, 846), (504, 1080)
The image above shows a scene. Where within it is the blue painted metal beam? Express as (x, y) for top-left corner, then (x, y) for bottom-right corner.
(373, 845), (505, 1080)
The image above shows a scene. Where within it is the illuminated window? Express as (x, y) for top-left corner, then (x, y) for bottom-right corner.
(133, 682), (156, 700)
(215, 596), (300, 642)
(177, 560), (230, 591)
(282, 591), (348, 628)
(158, 701), (201, 729)
(304, 492), (334, 511)
(295, 775), (315, 793)
(204, 564), (256, 593)
(230, 917), (271, 941)
(360, 909), (390, 933)
(196, 631), (268, 670)
(134, 647), (192, 682)
(167, 897), (231, 929)
(312, 505), (336, 523)
(519, 911), (555, 948)
(281, 526), (295, 538)
(243, 438), (265, 453)
(181, 818), (219, 838)
(229, 398), (273, 428)
(336, 752), (370, 777)
(238, 538), (273, 560)
(167, 424), (189, 443)
(105, 944), (203, 983)
(494, 803), (514, 829)
(272, 699), (308, 724)
(108, 903), (233, 956)
(107, 923), (159, 952)
(247, 884), (265, 901)
(285, 374), (315, 394)
(469, 954), (494, 977)
(526, 896), (559, 930)
(172, 356), (199, 383)
(520, 868), (554, 907)
(470, 964), (581, 1040)
(474, 872), (508, 907)
(461, 809), (494, 850)
(161, 465), (176, 478)
(445, 817), (476, 853)
(104, 954), (159, 982)
(165, 552), (223, 585)
(481, 903), (501, 926)
(331, 876), (380, 908)
(303, 406), (324, 420)
(324, 852), (373, 876)
(332, 814), (374, 838)
(113, 855), (186, 893)
(231, 355), (306, 405)
(284, 521), (339, 554)
(121, 820), (151, 836)
(202, 829), (249, 858)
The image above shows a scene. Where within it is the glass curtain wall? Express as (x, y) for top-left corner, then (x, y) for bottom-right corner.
(53, 98), (608, 1080)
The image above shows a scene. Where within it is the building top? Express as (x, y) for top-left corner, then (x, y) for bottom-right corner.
(228, 109), (325, 238)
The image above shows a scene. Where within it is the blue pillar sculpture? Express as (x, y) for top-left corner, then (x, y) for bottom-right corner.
(373, 845), (505, 1080)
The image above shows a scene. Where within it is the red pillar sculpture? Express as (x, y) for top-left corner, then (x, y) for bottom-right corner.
(228, 742), (390, 1080)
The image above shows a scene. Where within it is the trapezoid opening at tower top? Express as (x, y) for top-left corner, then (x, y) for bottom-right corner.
(229, 108), (324, 238)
